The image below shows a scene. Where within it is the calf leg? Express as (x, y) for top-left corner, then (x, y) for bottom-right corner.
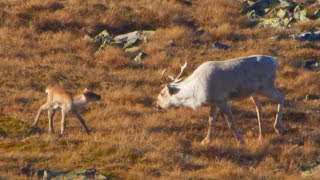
(259, 88), (285, 135)
(72, 110), (90, 134)
(201, 105), (218, 146)
(34, 104), (50, 126)
(251, 96), (264, 141)
(218, 101), (244, 144)
(60, 108), (67, 135)
(48, 109), (57, 134)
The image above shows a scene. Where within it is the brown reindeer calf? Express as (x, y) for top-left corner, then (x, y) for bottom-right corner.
(33, 87), (101, 135)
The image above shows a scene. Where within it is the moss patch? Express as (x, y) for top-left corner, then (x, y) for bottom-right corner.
(0, 114), (42, 138)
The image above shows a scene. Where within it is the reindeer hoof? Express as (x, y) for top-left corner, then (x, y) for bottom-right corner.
(237, 140), (245, 146)
(258, 135), (264, 142)
(86, 128), (94, 134)
(201, 138), (211, 146)
(274, 125), (285, 136)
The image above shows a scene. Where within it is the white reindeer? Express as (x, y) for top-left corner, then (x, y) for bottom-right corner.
(156, 55), (285, 145)
(33, 87), (101, 135)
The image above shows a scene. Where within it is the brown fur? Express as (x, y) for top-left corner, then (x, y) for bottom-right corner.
(33, 87), (101, 135)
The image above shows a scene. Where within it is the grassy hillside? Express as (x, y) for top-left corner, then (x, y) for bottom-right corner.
(0, 0), (319, 178)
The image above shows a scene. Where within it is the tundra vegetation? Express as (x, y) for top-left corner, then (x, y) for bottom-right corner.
(0, 0), (319, 179)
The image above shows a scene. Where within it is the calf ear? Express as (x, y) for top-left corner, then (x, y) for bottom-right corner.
(167, 84), (180, 95)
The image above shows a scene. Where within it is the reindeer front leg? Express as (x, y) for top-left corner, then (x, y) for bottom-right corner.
(201, 105), (218, 146)
(72, 110), (90, 134)
(218, 101), (244, 145)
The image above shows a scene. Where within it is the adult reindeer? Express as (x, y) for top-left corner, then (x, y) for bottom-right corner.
(156, 55), (285, 145)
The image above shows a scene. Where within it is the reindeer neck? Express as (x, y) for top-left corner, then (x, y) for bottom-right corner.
(72, 94), (87, 108)
(172, 77), (206, 109)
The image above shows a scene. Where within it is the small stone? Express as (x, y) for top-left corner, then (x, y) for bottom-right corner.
(124, 46), (141, 54)
(303, 59), (319, 71)
(133, 52), (147, 65)
(212, 41), (230, 50)
(305, 94), (320, 101)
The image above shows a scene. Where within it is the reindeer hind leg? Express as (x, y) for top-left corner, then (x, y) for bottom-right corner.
(34, 104), (50, 126)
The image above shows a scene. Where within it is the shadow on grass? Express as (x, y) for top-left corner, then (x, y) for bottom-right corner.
(148, 122), (206, 135)
(194, 145), (268, 167)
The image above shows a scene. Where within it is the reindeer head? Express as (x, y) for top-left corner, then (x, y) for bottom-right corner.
(83, 88), (101, 102)
(156, 63), (187, 109)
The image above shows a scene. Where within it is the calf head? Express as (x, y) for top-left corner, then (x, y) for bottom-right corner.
(83, 88), (101, 102)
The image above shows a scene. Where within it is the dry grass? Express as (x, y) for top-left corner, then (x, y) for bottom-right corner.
(0, 0), (320, 179)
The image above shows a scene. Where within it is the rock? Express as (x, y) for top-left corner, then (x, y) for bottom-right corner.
(258, 17), (291, 28)
(140, 30), (156, 38)
(133, 52), (147, 65)
(242, 0), (319, 28)
(123, 37), (140, 49)
(124, 46), (141, 54)
(305, 94), (320, 101)
(303, 59), (319, 71)
(33, 168), (109, 179)
(195, 28), (205, 36)
(212, 41), (230, 50)
(177, 0), (192, 6)
(293, 31), (320, 41)
(293, 6), (309, 21)
(21, 164), (33, 176)
(241, 0), (281, 15)
(276, 9), (289, 19)
(94, 30), (112, 44)
(93, 30), (113, 57)
(313, 8), (320, 18)
(114, 31), (141, 45)
(300, 162), (320, 178)
(270, 33), (290, 40)
(114, 30), (155, 46)
(93, 29), (155, 57)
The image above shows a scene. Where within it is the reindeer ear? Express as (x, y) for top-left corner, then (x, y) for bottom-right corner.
(167, 84), (180, 95)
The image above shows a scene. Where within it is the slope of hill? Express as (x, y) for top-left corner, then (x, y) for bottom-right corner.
(0, 0), (319, 178)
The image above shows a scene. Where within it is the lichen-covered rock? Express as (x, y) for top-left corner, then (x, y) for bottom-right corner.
(300, 162), (320, 178)
(33, 168), (109, 180)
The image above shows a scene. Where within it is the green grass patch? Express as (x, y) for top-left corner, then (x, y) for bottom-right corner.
(0, 114), (40, 138)
(2, 139), (47, 152)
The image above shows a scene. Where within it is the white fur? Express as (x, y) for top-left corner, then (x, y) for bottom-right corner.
(157, 55), (285, 144)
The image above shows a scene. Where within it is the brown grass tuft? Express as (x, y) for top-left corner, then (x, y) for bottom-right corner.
(35, 17), (83, 33)
(95, 46), (127, 66)
(0, 0), (319, 179)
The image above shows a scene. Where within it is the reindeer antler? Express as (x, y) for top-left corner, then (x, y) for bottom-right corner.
(174, 62), (187, 82)
(161, 62), (187, 83)
(161, 68), (174, 81)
